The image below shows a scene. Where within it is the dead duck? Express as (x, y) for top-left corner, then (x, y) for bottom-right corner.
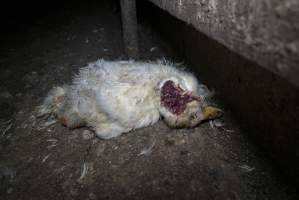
(38, 59), (222, 139)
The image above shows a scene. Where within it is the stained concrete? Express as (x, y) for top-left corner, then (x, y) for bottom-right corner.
(148, 0), (299, 87)
(0, 0), (298, 199)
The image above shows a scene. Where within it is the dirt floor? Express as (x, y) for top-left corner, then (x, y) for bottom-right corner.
(0, 1), (298, 199)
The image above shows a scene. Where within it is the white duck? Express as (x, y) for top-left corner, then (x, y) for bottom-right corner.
(38, 59), (222, 139)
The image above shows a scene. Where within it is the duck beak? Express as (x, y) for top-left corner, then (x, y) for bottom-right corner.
(202, 106), (223, 120)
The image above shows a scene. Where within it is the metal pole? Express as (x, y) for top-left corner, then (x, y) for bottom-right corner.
(120, 0), (139, 59)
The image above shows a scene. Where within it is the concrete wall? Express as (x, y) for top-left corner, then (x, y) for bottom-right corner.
(148, 0), (299, 87)
(138, 0), (299, 184)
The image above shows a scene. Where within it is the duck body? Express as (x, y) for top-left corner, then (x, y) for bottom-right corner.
(38, 60), (222, 139)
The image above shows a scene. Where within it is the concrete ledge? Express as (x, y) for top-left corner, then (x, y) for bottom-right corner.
(148, 0), (299, 87)
(138, 0), (299, 184)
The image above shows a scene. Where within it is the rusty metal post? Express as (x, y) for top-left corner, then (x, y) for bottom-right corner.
(120, 0), (139, 59)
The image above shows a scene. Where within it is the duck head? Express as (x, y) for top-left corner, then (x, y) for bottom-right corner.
(158, 79), (223, 128)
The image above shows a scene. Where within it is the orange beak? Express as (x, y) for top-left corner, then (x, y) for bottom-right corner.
(202, 106), (223, 120)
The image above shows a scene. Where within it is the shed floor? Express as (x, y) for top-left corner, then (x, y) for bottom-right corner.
(0, 1), (297, 199)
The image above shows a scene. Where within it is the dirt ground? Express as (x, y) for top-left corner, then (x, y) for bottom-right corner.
(0, 1), (297, 199)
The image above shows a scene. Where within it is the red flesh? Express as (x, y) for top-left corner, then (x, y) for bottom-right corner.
(161, 80), (200, 115)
